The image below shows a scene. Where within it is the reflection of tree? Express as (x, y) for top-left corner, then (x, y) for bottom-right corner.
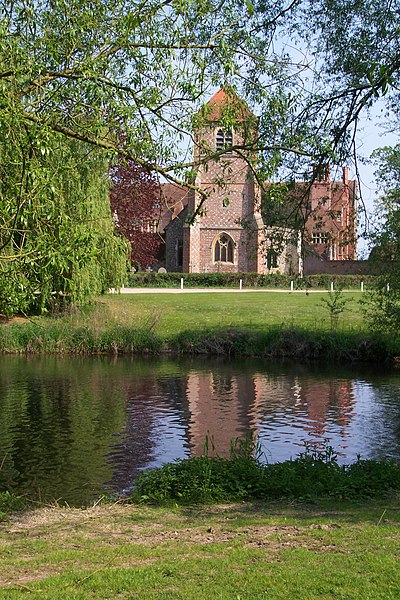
(0, 356), (128, 505)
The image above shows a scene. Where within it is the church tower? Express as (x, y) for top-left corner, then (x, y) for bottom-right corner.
(182, 88), (265, 273)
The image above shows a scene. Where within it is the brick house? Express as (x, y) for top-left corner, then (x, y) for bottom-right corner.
(303, 164), (357, 261)
(161, 89), (357, 273)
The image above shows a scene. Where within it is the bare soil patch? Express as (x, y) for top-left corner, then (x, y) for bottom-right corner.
(2, 502), (399, 590)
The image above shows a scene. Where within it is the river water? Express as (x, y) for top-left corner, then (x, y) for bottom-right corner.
(0, 355), (399, 505)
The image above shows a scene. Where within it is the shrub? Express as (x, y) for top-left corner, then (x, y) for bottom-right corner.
(345, 458), (400, 496)
(132, 440), (400, 505)
(132, 456), (265, 503)
(0, 491), (25, 520)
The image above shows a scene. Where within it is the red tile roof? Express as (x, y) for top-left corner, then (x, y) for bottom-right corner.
(203, 87), (255, 122)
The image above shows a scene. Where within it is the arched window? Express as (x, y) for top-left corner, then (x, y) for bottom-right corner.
(216, 129), (233, 151)
(214, 234), (234, 263)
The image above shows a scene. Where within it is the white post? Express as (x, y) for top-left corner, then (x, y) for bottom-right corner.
(330, 281), (334, 292)
(387, 283), (390, 292)
(361, 281), (364, 293)
(180, 277), (184, 290)
(290, 280), (294, 292)
(239, 279), (243, 291)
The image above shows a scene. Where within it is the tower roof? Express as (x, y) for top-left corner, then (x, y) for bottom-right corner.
(203, 87), (255, 122)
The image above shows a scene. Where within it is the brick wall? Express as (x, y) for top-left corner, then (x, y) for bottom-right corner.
(184, 119), (265, 273)
(305, 168), (358, 260)
(304, 255), (380, 275)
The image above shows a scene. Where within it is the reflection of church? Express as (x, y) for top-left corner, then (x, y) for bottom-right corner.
(185, 369), (260, 457)
(295, 379), (355, 447)
(162, 88), (357, 274)
(184, 370), (355, 459)
(107, 362), (358, 489)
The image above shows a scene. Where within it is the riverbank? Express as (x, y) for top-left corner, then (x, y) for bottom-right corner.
(1, 498), (399, 599)
(0, 292), (398, 363)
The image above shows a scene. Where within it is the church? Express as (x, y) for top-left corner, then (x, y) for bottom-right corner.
(159, 89), (357, 274)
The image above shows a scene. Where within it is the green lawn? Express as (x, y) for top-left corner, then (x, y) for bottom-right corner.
(0, 290), (390, 360)
(101, 291), (365, 338)
(1, 499), (399, 599)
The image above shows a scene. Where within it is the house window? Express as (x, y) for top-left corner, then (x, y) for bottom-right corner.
(312, 232), (329, 245)
(214, 233), (234, 263)
(216, 129), (233, 152)
(267, 250), (278, 269)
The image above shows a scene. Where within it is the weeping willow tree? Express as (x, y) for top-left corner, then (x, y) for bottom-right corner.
(0, 118), (128, 316)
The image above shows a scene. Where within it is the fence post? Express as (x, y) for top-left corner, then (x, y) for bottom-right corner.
(180, 277), (184, 290)
(239, 279), (243, 291)
(361, 281), (364, 292)
(290, 280), (294, 292)
(387, 283), (390, 292)
(330, 281), (334, 292)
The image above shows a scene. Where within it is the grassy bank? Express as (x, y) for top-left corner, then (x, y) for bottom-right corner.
(1, 498), (399, 599)
(0, 292), (398, 362)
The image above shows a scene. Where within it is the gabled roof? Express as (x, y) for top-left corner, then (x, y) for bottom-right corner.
(159, 183), (189, 232)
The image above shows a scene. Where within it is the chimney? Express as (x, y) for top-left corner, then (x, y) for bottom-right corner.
(312, 163), (330, 182)
(326, 164), (330, 182)
(343, 166), (349, 185)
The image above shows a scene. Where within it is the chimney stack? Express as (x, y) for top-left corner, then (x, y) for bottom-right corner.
(312, 163), (330, 182)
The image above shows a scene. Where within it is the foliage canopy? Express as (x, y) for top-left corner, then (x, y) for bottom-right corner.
(2, 0), (400, 314)
(109, 160), (163, 269)
(363, 145), (400, 331)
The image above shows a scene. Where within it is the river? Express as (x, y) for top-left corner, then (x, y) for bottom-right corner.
(0, 355), (399, 505)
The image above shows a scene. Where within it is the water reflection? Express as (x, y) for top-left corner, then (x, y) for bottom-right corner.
(0, 356), (399, 505)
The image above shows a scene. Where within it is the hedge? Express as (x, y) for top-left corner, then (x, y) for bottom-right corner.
(126, 272), (379, 289)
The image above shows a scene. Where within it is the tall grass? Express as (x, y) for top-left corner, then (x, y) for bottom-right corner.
(172, 327), (391, 362)
(0, 294), (397, 362)
(0, 321), (162, 354)
(0, 320), (393, 362)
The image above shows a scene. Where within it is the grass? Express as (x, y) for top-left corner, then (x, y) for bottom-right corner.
(102, 291), (366, 337)
(0, 291), (397, 361)
(1, 499), (399, 599)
